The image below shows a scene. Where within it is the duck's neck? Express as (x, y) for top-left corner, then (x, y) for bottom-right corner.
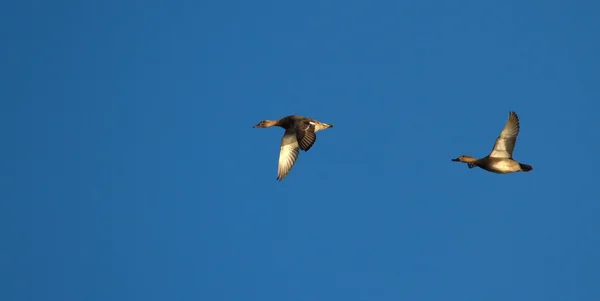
(462, 156), (478, 163)
(264, 120), (281, 127)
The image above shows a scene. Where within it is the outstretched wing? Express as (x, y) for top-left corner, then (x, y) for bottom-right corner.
(490, 111), (520, 158)
(277, 128), (300, 181)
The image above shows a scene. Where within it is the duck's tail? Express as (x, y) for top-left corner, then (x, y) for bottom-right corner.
(519, 163), (533, 172)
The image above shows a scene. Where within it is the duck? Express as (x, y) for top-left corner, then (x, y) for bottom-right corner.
(253, 115), (334, 181)
(452, 111), (533, 174)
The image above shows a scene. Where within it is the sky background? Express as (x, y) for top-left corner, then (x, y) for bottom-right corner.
(2, 0), (600, 300)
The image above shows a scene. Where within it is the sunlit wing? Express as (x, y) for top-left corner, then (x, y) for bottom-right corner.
(277, 129), (300, 181)
(489, 111), (520, 158)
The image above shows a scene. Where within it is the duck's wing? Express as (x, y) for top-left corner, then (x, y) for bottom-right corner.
(489, 111), (520, 159)
(277, 128), (300, 181)
(295, 119), (317, 151)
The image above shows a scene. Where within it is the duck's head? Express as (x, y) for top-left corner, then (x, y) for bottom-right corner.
(451, 155), (477, 163)
(253, 120), (279, 128)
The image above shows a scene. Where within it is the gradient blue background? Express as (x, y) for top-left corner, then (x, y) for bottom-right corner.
(2, 0), (599, 300)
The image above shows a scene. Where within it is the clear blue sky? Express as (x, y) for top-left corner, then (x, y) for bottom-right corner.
(2, 0), (599, 300)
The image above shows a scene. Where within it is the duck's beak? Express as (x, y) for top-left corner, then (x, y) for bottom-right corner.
(451, 157), (460, 162)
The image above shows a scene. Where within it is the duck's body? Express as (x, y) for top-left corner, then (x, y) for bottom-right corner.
(462, 156), (531, 174)
(253, 115), (333, 181)
(452, 111), (532, 174)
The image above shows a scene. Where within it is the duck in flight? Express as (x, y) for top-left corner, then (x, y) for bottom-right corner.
(452, 111), (533, 174)
(253, 115), (334, 181)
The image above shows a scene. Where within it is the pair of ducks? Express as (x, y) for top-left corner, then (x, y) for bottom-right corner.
(254, 112), (533, 181)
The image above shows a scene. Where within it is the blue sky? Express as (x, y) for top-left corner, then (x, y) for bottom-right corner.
(2, 0), (600, 300)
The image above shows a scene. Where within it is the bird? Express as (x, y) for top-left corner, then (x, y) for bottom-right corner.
(451, 111), (533, 174)
(253, 115), (333, 181)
